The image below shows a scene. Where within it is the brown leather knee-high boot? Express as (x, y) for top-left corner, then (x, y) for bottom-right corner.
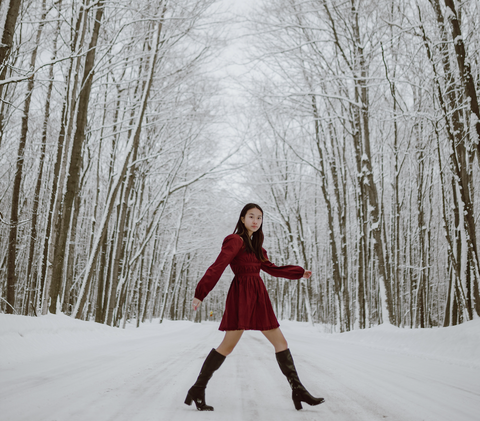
(276, 348), (325, 410)
(185, 348), (226, 411)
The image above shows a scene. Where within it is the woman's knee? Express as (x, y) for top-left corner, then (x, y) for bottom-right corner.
(262, 328), (288, 352)
(216, 344), (234, 356)
(275, 336), (288, 352)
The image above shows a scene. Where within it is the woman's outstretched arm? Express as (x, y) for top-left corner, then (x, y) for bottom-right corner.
(192, 234), (243, 307)
(260, 248), (308, 280)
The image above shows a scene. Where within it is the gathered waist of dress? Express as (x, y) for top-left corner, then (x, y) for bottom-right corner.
(234, 271), (261, 276)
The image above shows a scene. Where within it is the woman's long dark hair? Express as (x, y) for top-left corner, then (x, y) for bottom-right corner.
(234, 203), (267, 262)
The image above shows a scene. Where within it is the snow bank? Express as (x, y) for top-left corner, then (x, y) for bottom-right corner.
(0, 313), (192, 367)
(1, 313), (479, 369)
(319, 318), (480, 368)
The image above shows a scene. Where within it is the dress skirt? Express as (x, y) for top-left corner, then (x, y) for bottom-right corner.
(219, 274), (280, 331)
(194, 234), (305, 332)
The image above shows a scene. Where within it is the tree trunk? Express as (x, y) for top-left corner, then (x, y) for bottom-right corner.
(41, 1), (90, 315)
(6, 3), (46, 314)
(24, 0), (50, 315)
(442, 0), (480, 160)
(427, 0), (479, 321)
(0, 0), (22, 71)
(62, 193), (81, 314)
(142, 231), (159, 323)
(311, 95), (344, 329)
(159, 187), (187, 323)
(49, 0), (106, 314)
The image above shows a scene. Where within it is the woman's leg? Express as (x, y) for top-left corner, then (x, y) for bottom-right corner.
(261, 327), (288, 353)
(216, 330), (244, 356)
(185, 332), (243, 411)
(263, 328), (324, 409)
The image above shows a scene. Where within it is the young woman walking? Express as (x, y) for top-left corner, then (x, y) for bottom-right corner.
(184, 203), (325, 411)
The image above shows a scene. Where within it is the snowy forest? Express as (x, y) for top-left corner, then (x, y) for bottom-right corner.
(1, 0), (479, 332)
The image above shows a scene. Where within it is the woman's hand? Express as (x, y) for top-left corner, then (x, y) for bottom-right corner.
(302, 270), (312, 279)
(192, 297), (202, 311)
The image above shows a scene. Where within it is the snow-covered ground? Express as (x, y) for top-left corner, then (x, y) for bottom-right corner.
(1, 314), (479, 421)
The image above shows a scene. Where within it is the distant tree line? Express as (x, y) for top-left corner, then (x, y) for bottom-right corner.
(1, 0), (479, 331)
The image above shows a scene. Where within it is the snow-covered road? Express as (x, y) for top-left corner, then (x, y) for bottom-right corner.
(1, 315), (479, 421)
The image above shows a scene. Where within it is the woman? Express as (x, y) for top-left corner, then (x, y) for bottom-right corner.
(184, 203), (324, 411)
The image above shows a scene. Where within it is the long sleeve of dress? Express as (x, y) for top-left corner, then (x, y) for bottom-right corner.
(194, 234), (244, 301)
(260, 249), (304, 280)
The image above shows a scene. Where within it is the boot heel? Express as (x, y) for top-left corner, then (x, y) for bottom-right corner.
(184, 394), (193, 406)
(293, 398), (303, 410)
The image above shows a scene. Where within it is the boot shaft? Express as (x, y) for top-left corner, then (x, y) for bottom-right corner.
(275, 348), (302, 389)
(194, 348), (226, 388)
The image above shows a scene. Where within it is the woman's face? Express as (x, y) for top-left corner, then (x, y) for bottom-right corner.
(241, 207), (263, 236)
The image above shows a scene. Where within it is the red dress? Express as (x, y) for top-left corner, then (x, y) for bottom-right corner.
(194, 234), (305, 331)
